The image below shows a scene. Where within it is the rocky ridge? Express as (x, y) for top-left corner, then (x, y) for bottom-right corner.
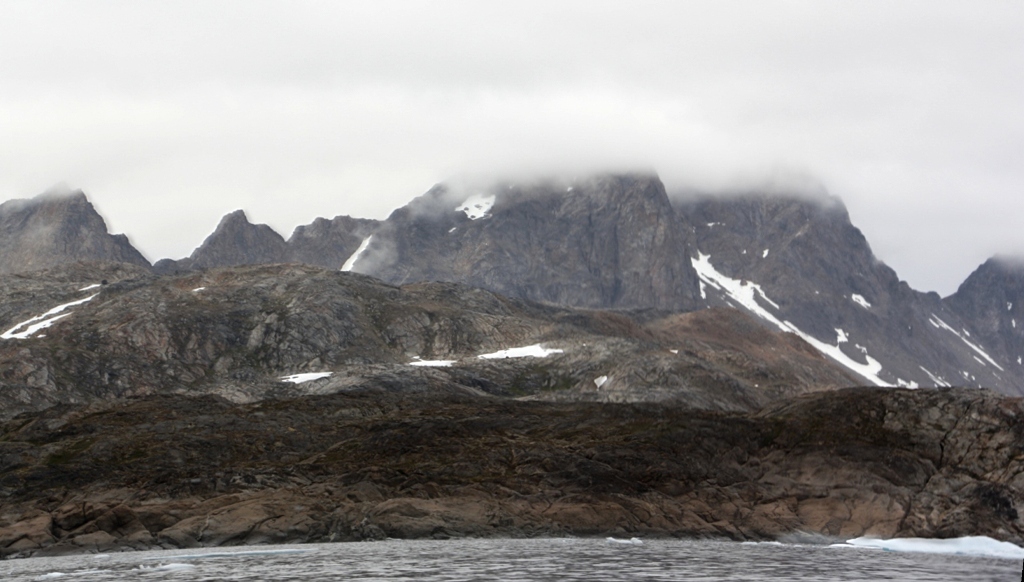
(0, 262), (853, 420)
(0, 387), (1021, 557)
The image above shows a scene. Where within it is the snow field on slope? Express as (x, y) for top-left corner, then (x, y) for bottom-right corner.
(928, 314), (1005, 371)
(691, 252), (887, 386)
(279, 372), (333, 384)
(341, 235), (373, 272)
(407, 344), (563, 367)
(455, 193), (495, 220)
(1, 293), (99, 340)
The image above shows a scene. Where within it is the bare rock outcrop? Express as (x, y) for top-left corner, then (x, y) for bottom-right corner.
(0, 387), (1020, 557)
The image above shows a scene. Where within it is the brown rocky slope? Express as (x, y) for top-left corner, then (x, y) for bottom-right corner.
(0, 386), (1021, 557)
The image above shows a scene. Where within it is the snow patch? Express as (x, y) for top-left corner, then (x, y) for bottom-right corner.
(1, 294), (98, 340)
(669, 349), (678, 354)
(919, 366), (951, 387)
(448, 227), (457, 233)
(896, 378), (919, 389)
(478, 344), (563, 359)
(698, 281), (707, 300)
(851, 294), (871, 309)
(279, 372), (333, 384)
(409, 357), (455, 367)
(691, 252), (886, 386)
(455, 193), (495, 220)
(929, 314), (1005, 371)
(594, 375), (608, 388)
(78, 283), (101, 291)
(840, 535), (1024, 560)
(191, 287), (206, 292)
(1008, 302), (1013, 311)
(341, 235), (373, 272)
(762, 249), (769, 258)
(835, 328), (849, 343)
(606, 537), (643, 545)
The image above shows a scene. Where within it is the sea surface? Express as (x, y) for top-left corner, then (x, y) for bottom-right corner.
(0, 538), (1019, 581)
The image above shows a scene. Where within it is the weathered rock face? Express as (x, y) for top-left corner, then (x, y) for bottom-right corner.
(0, 387), (1020, 557)
(0, 263), (854, 420)
(675, 192), (1024, 395)
(349, 174), (703, 310)
(0, 189), (150, 274)
(287, 215), (379, 269)
(945, 256), (1024, 370)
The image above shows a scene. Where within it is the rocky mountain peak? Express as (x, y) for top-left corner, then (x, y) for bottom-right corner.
(163, 209), (290, 272)
(356, 173), (703, 310)
(0, 188), (150, 274)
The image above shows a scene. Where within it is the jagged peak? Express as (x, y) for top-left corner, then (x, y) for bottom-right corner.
(216, 209), (252, 227)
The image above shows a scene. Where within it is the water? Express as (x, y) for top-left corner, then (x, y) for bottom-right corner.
(0, 538), (1018, 581)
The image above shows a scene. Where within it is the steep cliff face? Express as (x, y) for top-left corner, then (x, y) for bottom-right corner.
(0, 189), (150, 274)
(675, 193), (1023, 395)
(945, 256), (1024, 369)
(356, 174), (702, 310)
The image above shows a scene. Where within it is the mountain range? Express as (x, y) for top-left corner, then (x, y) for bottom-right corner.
(3, 173), (1024, 556)
(2, 174), (1022, 399)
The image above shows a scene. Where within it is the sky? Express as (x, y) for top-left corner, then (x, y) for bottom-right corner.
(1, 1), (1021, 295)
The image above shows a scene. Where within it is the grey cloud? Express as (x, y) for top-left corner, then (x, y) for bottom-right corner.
(0, 1), (1021, 294)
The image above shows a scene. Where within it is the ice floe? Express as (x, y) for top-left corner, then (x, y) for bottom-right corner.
(455, 193), (495, 220)
(837, 535), (1024, 560)
(478, 344), (563, 359)
(1, 294), (98, 340)
(279, 372), (333, 384)
(341, 235), (373, 272)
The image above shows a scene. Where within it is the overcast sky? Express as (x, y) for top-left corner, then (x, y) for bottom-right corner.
(1, 1), (1021, 295)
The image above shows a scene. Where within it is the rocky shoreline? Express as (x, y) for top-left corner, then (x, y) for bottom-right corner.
(1, 386), (1022, 558)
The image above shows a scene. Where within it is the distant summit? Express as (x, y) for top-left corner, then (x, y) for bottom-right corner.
(0, 188), (150, 274)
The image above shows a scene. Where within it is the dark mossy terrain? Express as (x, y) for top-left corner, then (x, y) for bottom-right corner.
(0, 386), (1021, 557)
